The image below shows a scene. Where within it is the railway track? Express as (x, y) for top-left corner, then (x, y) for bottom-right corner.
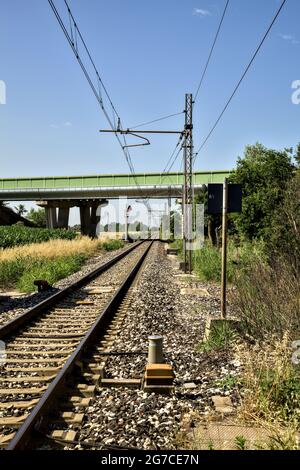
(0, 240), (153, 450)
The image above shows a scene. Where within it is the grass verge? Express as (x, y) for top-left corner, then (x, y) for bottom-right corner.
(237, 335), (300, 449)
(0, 237), (124, 293)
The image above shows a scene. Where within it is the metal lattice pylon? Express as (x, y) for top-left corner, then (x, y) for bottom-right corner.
(183, 94), (194, 273)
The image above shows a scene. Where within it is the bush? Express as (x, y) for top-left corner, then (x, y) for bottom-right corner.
(0, 226), (77, 248)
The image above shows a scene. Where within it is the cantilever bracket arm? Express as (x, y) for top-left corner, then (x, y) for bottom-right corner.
(99, 129), (184, 135)
(121, 132), (150, 149)
(99, 128), (184, 149)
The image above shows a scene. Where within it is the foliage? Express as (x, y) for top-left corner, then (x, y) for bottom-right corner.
(0, 225), (76, 248)
(27, 208), (47, 227)
(14, 204), (27, 216)
(268, 170), (300, 275)
(230, 143), (295, 240)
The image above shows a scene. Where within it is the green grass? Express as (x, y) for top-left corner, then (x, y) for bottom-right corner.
(198, 322), (238, 353)
(170, 238), (266, 284)
(17, 255), (86, 293)
(101, 240), (124, 251)
(235, 435), (247, 450)
(194, 240), (267, 283)
(0, 254), (87, 293)
(0, 225), (77, 248)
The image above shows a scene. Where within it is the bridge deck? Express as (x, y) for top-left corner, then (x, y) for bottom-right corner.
(0, 171), (231, 200)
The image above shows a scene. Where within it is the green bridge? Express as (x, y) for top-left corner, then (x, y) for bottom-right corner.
(0, 170), (231, 234)
(0, 170), (231, 201)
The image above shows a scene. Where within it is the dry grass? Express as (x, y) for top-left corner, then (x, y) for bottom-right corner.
(236, 335), (300, 449)
(0, 236), (101, 262)
(232, 257), (300, 340)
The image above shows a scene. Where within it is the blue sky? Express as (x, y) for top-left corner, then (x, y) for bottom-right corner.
(1, 0), (300, 180)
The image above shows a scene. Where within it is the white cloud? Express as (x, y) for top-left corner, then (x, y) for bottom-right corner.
(280, 33), (299, 45)
(50, 121), (72, 129)
(193, 8), (211, 17)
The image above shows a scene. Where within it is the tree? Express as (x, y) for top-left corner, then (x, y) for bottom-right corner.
(295, 143), (300, 168)
(229, 143), (296, 240)
(14, 204), (27, 216)
(27, 208), (46, 227)
(269, 170), (300, 274)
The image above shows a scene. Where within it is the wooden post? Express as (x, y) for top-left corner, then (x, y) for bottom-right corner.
(221, 178), (228, 319)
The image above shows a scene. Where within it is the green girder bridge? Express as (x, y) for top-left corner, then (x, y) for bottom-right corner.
(0, 170), (231, 201)
(0, 170), (231, 235)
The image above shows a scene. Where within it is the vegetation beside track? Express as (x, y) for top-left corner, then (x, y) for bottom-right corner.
(0, 236), (124, 293)
(172, 143), (300, 448)
(0, 225), (77, 248)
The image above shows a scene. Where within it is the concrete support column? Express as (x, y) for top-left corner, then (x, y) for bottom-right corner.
(45, 207), (57, 229)
(80, 205), (91, 236)
(89, 204), (100, 238)
(57, 207), (70, 229)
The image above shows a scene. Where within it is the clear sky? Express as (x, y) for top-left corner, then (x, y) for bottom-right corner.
(0, 0), (299, 223)
(1, 0), (300, 176)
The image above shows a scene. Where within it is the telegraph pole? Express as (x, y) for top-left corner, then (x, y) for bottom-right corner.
(183, 94), (194, 274)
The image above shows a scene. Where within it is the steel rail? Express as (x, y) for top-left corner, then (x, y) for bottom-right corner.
(6, 241), (153, 450)
(0, 241), (143, 341)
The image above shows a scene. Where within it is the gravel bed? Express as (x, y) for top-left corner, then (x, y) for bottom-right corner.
(74, 242), (240, 450)
(0, 244), (132, 328)
(0, 243), (149, 438)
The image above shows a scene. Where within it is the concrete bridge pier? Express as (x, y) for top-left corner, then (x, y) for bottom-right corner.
(79, 204), (91, 237)
(79, 200), (108, 238)
(38, 199), (108, 237)
(45, 207), (58, 229)
(57, 207), (70, 229)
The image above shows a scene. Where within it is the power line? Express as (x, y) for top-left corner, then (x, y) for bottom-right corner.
(129, 111), (184, 129)
(48, 0), (153, 208)
(194, 0), (230, 103)
(194, 0), (287, 163)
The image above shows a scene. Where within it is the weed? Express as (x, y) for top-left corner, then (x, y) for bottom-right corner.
(235, 435), (247, 450)
(198, 322), (237, 353)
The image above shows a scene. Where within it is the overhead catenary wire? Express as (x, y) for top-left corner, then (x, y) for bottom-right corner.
(194, 0), (288, 163)
(48, 0), (149, 205)
(194, 0), (230, 104)
(128, 111), (184, 130)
